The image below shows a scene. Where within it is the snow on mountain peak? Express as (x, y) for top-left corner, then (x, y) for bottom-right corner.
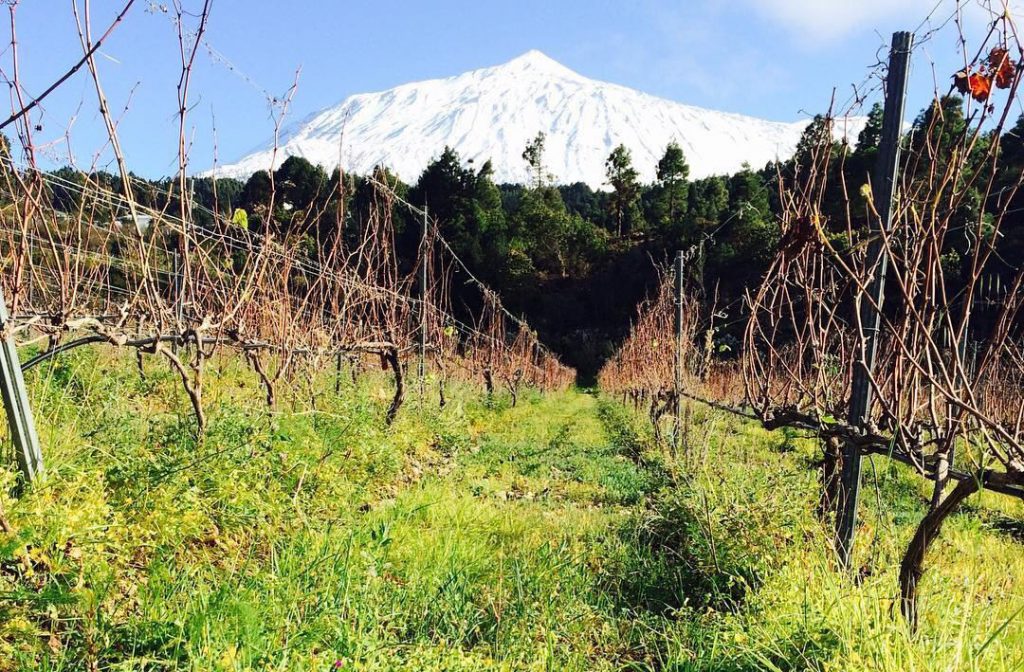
(491, 50), (583, 79)
(208, 52), (864, 189)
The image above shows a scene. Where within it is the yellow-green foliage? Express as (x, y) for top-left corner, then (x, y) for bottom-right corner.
(0, 351), (1022, 670)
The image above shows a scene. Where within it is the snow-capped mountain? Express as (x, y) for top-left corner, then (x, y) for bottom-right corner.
(210, 50), (864, 188)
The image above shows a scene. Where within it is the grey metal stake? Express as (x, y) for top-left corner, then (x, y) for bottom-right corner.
(419, 205), (428, 398)
(0, 285), (43, 484)
(837, 31), (913, 569)
(674, 249), (684, 454)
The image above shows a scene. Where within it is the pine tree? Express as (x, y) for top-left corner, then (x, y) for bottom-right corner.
(274, 156), (329, 215)
(652, 141), (690, 235)
(846, 102), (885, 204)
(47, 166), (87, 213)
(857, 102), (885, 152)
(908, 95), (972, 190)
(705, 165), (776, 288)
(605, 144), (640, 237)
(994, 114), (1024, 274)
(687, 176), (728, 229)
(240, 170), (274, 232)
(727, 164), (773, 255)
(522, 132), (548, 188)
(795, 115), (842, 167)
(513, 184), (571, 275)
(471, 160), (511, 276)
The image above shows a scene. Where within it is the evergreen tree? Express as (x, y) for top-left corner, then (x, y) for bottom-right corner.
(907, 96), (992, 283)
(321, 167), (356, 243)
(0, 133), (14, 203)
(605, 144), (641, 237)
(727, 164), (773, 255)
(272, 156), (329, 236)
(995, 114), (1024, 273)
(130, 172), (161, 211)
(560, 182), (610, 229)
(470, 160), (511, 276)
(909, 95), (967, 174)
(792, 114), (843, 200)
(847, 102), (885, 195)
(522, 132), (548, 188)
(48, 167), (87, 213)
(687, 176), (729, 231)
(240, 170), (274, 232)
(410, 147), (508, 279)
(412, 146), (474, 225)
(512, 184), (571, 276)
(651, 141), (690, 237)
(189, 176), (244, 228)
(794, 114), (838, 165)
(0, 133), (11, 170)
(856, 102), (885, 152)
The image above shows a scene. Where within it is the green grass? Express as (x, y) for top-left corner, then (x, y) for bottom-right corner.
(1, 348), (1023, 670)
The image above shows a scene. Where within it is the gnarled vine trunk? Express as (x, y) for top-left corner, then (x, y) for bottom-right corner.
(384, 347), (404, 425)
(818, 437), (843, 521)
(899, 476), (979, 629)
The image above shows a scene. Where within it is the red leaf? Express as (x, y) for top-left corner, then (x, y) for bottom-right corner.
(969, 72), (992, 101)
(989, 47), (1015, 89)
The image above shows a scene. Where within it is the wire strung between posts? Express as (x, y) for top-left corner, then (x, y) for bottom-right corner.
(365, 173), (566, 363)
(3, 165), (571, 386)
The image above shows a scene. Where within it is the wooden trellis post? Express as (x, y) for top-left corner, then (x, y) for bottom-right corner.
(837, 30), (913, 569)
(0, 285), (43, 484)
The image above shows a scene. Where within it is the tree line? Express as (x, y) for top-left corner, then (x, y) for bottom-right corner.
(21, 94), (1024, 380)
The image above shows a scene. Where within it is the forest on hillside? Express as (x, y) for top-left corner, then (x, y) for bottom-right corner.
(26, 95), (1024, 381)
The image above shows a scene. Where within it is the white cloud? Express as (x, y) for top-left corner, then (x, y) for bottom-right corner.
(741, 0), (939, 41)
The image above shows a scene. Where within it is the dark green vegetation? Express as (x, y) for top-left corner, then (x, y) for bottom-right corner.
(1, 349), (1023, 670)
(33, 96), (1024, 382)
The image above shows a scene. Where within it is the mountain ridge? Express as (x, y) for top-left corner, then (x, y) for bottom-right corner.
(209, 50), (865, 189)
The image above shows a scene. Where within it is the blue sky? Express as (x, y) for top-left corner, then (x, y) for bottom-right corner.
(0, 0), (1002, 178)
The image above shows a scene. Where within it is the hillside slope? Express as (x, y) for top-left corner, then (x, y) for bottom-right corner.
(211, 51), (864, 187)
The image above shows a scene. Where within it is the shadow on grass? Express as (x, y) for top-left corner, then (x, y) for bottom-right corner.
(590, 398), (842, 672)
(979, 511), (1024, 544)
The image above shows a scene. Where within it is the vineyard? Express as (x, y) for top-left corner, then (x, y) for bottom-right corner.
(1, 112), (579, 481)
(3, 0), (1024, 669)
(0, 0), (571, 462)
(3, 168), (573, 420)
(600, 8), (1024, 628)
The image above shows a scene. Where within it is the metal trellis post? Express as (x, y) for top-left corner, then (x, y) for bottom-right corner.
(0, 285), (43, 483)
(837, 30), (913, 569)
(674, 249), (685, 454)
(419, 205), (428, 396)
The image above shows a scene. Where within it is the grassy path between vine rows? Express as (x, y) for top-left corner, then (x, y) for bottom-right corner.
(2, 349), (1024, 670)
